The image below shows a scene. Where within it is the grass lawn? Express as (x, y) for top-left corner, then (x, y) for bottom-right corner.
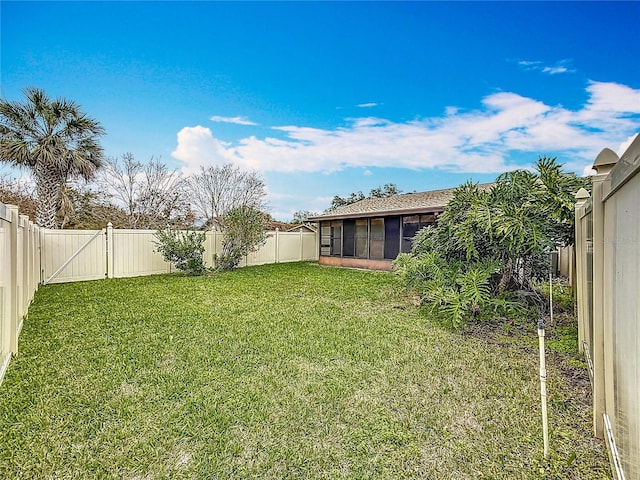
(0, 262), (610, 479)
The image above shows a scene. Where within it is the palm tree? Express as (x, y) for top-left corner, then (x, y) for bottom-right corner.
(0, 88), (105, 228)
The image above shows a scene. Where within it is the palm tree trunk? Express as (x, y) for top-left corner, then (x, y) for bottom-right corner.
(35, 162), (62, 229)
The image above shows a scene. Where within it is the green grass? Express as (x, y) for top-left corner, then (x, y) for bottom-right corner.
(0, 262), (610, 479)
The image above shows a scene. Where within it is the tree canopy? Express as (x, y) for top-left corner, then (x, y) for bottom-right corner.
(0, 88), (105, 228)
(327, 183), (402, 211)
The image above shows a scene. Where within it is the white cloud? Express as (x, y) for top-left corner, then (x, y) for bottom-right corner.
(357, 102), (378, 108)
(585, 81), (640, 114)
(519, 59), (574, 75)
(617, 133), (639, 156)
(542, 66), (569, 74)
(171, 126), (235, 174)
(172, 81), (640, 176)
(210, 115), (257, 126)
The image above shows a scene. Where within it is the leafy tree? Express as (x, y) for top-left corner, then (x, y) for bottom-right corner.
(327, 183), (402, 211)
(187, 164), (266, 228)
(291, 210), (319, 224)
(217, 206), (267, 270)
(369, 183), (402, 198)
(395, 157), (590, 328)
(0, 88), (105, 228)
(430, 157), (589, 291)
(153, 228), (208, 276)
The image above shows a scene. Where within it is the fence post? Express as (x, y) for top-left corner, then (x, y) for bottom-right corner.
(574, 188), (590, 355)
(275, 228), (280, 263)
(39, 227), (45, 284)
(19, 215), (29, 321)
(106, 222), (114, 279)
(590, 148), (618, 438)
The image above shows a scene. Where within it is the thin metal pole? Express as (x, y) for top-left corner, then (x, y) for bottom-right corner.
(538, 318), (550, 458)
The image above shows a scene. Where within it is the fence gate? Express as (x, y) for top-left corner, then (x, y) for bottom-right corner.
(43, 229), (107, 284)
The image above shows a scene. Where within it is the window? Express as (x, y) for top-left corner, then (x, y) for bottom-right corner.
(343, 219), (355, 257)
(330, 221), (342, 256)
(320, 220), (342, 257)
(384, 216), (400, 259)
(370, 218), (384, 259)
(320, 223), (331, 256)
(355, 219), (368, 258)
(402, 216), (420, 253)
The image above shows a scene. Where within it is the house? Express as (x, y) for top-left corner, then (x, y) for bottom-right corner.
(310, 185), (492, 271)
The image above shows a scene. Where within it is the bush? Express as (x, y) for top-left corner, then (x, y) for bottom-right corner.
(394, 250), (526, 330)
(394, 157), (590, 329)
(216, 206), (266, 270)
(153, 228), (208, 276)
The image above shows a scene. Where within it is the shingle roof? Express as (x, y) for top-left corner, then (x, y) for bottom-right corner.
(310, 183), (494, 221)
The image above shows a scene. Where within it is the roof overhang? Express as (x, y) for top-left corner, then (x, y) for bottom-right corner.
(310, 205), (444, 222)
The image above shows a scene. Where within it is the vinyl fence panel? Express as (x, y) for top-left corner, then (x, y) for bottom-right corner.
(111, 229), (171, 278)
(43, 229), (107, 284)
(0, 203), (41, 386)
(575, 135), (640, 480)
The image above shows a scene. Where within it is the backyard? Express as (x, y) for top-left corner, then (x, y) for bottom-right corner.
(0, 262), (609, 479)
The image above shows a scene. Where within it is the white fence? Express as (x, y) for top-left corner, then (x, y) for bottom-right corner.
(42, 225), (319, 284)
(0, 205), (41, 385)
(0, 211), (318, 385)
(575, 135), (640, 480)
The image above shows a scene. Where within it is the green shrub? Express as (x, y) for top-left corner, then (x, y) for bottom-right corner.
(394, 250), (525, 330)
(216, 205), (266, 270)
(153, 228), (208, 275)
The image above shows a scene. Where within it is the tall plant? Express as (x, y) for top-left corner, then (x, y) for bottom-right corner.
(0, 88), (105, 228)
(153, 228), (207, 276)
(217, 206), (266, 270)
(395, 157), (590, 328)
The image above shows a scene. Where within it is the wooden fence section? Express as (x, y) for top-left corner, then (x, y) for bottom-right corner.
(0, 204), (41, 386)
(43, 226), (319, 283)
(575, 135), (640, 480)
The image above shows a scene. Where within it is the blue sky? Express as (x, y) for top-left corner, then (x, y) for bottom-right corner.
(2, 1), (639, 221)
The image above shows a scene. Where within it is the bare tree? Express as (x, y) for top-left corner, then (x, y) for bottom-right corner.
(187, 164), (267, 228)
(0, 173), (37, 221)
(98, 154), (191, 228)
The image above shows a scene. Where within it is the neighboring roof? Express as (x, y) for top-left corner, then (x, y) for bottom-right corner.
(285, 223), (317, 233)
(311, 183), (494, 221)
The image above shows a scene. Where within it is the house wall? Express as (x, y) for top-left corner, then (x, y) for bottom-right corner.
(318, 256), (393, 271)
(318, 213), (438, 270)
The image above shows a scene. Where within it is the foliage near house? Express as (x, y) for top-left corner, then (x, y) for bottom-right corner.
(395, 157), (591, 329)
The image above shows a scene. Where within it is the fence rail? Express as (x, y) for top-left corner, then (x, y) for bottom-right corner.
(575, 134), (640, 480)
